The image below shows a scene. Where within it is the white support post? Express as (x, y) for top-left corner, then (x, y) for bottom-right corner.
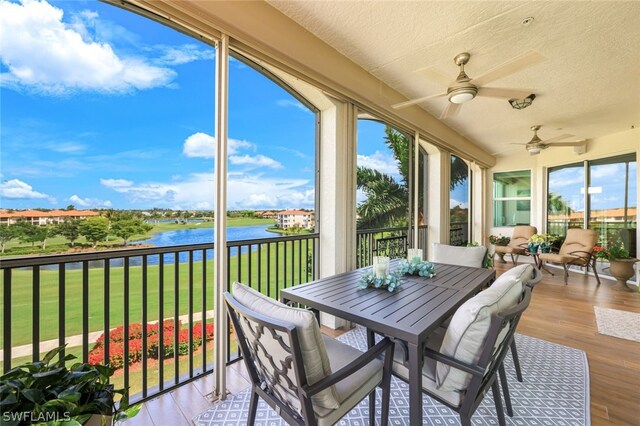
(413, 131), (420, 245)
(213, 34), (229, 400)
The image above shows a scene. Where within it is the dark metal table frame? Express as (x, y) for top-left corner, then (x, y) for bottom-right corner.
(280, 262), (495, 426)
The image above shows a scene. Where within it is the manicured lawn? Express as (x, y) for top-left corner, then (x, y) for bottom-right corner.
(0, 237), (315, 349)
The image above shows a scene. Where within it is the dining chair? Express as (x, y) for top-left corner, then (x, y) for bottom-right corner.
(494, 225), (537, 264)
(432, 243), (488, 268)
(392, 268), (534, 426)
(225, 282), (394, 426)
(537, 228), (601, 285)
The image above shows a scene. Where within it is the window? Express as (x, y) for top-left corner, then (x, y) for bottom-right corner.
(493, 170), (531, 227)
(450, 155), (470, 245)
(548, 155), (636, 252)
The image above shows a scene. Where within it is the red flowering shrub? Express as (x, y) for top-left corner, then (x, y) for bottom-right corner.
(89, 320), (214, 370)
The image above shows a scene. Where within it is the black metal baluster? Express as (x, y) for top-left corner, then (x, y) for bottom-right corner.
(82, 260), (89, 363)
(283, 240), (287, 293)
(275, 242), (280, 299)
(59, 265), (65, 361)
(266, 243), (271, 298)
(248, 244), (252, 287)
(3, 269), (11, 373)
(258, 243), (263, 293)
(103, 260), (110, 366)
(237, 246), (242, 284)
(142, 255), (148, 398)
(158, 254), (164, 391)
(188, 250), (193, 378)
(174, 252), (179, 384)
(124, 257), (130, 392)
(201, 249), (207, 372)
(297, 239), (302, 285)
(32, 266), (40, 363)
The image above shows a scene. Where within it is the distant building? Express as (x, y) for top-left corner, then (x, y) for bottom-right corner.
(0, 209), (99, 226)
(254, 210), (278, 219)
(276, 210), (315, 229)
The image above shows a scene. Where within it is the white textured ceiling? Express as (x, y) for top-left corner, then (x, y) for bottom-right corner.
(267, 1), (640, 157)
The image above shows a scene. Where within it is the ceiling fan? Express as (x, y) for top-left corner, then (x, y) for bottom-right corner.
(513, 125), (586, 155)
(391, 51), (544, 119)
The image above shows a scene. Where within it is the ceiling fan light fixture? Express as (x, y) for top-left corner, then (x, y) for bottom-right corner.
(526, 145), (542, 154)
(448, 87), (477, 104)
(509, 94), (536, 109)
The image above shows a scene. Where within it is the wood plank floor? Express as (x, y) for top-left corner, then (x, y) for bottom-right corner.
(125, 264), (640, 425)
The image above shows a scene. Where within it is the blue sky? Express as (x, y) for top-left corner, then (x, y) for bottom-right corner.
(0, 0), (436, 212)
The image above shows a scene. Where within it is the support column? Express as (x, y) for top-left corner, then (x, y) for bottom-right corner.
(425, 146), (450, 258)
(318, 100), (357, 328)
(470, 162), (486, 245)
(213, 35), (228, 400)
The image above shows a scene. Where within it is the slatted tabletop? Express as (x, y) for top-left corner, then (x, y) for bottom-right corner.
(280, 261), (496, 344)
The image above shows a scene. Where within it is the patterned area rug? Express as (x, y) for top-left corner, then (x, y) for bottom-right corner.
(194, 327), (590, 425)
(594, 306), (640, 343)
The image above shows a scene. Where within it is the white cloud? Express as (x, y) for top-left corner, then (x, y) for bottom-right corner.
(0, 0), (175, 94)
(182, 133), (253, 159)
(229, 154), (283, 169)
(69, 194), (112, 207)
(276, 99), (311, 114)
(100, 173), (314, 210)
(357, 151), (402, 181)
(100, 178), (133, 188)
(450, 198), (468, 209)
(0, 179), (49, 199)
(45, 142), (86, 153)
(154, 44), (215, 65)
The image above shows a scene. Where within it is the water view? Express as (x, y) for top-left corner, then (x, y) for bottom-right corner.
(56, 225), (276, 269)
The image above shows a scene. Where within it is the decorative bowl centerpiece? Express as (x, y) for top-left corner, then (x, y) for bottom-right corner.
(358, 256), (403, 292)
(398, 248), (436, 277)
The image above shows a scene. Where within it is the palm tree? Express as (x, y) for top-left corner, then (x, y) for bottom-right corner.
(357, 126), (468, 229)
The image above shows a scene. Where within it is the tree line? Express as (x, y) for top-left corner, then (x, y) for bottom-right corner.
(0, 215), (152, 254)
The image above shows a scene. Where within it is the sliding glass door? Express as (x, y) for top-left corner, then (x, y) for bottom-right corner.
(547, 154), (637, 279)
(588, 155), (637, 255)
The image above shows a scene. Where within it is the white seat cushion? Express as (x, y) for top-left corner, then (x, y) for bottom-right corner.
(432, 243), (487, 268)
(436, 264), (533, 391)
(314, 336), (383, 426)
(231, 282), (340, 409)
(392, 328), (463, 407)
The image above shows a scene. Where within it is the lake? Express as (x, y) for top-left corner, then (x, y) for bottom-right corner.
(58, 225), (276, 269)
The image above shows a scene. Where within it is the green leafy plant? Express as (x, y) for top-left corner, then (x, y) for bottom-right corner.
(529, 234), (547, 244)
(593, 244), (631, 261)
(488, 235), (510, 246)
(0, 346), (141, 426)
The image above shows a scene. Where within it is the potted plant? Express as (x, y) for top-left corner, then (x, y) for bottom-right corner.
(0, 346), (141, 426)
(528, 233), (546, 253)
(488, 235), (510, 263)
(593, 243), (638, 292)
(488, 234), (510, 247)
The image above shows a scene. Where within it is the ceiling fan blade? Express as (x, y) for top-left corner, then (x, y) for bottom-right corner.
(477, 87), (534, 99)
(546, 141), (587, 147)
(391, 92), (447, 109)
(541, 134), (575, 143)
(414, 66), (451, 87)
(440, 102), (462, 119)
(471, 51), (545, 86)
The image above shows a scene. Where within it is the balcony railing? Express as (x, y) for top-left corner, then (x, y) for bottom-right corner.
(0, 233), (319, 404)
(0, 223), (469, 404)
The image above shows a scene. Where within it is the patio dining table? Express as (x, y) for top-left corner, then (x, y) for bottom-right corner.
(280, 261), (496, 426)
